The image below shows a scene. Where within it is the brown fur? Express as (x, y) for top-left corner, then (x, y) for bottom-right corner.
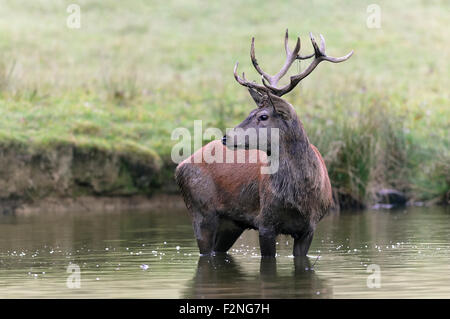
(310, 144), (333, 205)
(176, 136), (332, 256)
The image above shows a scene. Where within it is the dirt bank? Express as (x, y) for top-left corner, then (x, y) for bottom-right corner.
(0, 141), (174, 214)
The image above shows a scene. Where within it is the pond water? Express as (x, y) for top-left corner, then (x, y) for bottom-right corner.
(0, 204), (449, 298)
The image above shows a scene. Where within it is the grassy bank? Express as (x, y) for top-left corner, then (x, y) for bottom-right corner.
(0, 0), (448, 207)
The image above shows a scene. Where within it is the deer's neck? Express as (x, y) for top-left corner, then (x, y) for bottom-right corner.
(268, 119), (321, 208)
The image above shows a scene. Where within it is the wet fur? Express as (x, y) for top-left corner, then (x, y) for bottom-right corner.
(175, 101), (332, 256)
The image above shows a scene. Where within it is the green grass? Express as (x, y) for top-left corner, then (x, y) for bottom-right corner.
(0, 0), (448, 205)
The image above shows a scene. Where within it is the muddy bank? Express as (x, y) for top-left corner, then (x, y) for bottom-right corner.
(0, 141), (173, 214)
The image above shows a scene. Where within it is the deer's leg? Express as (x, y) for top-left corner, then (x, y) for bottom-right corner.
(293, 256), (312, 274)
(192, 214), (218, 256)
(213, 219), (245, 253)
(293, 229), (314, 257)
(260, 256), (277, 279)
(258, 227), (277, 257)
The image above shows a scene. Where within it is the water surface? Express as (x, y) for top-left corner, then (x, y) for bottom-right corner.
(0, 204), (449, 298)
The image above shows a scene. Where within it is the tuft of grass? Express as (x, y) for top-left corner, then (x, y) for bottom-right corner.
(306, 91), (449, 207)
(0, 59), (16, 92)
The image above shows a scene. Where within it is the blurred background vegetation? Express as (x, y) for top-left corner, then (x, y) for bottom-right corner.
(0, 0), (448, 207)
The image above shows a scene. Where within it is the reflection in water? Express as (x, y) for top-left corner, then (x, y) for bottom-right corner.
(184, 255), (331, 298)
(0, 205), (449, 298)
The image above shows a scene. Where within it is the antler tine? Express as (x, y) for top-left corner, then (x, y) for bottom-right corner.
(233, 62), (269, 92)
(319, 34), (326, 54)
(262, 32), (353, 96)
(250, 37), (271, 82)
(296, 31), (314, 60)
(309, 32), (321, 54)
(284, 29), (290, 55)
(316, 33), (353, 63)
(274, 33), (301, 83)
(250, 29), (301, 87)
(285, 29), (313, 62)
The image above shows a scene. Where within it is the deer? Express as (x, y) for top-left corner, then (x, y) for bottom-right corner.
(175, 30), (353, 257)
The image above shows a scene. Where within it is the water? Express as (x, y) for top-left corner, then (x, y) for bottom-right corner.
(0, 204), (449, 298)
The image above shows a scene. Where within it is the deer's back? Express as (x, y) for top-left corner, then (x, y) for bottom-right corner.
(175, 140), (267, 225)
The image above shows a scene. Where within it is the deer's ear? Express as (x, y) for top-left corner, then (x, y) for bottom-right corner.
(248, 88), (265, 107)
(269, 94), (296, 120)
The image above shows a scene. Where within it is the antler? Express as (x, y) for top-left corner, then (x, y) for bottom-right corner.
(234, 29), (309, 93)
(234, 30), (353, 97)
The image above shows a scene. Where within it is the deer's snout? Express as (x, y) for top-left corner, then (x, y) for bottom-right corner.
(222, 133), (238, 149)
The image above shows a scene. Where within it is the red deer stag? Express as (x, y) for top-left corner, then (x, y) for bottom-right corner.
(176, 30), (353, 257)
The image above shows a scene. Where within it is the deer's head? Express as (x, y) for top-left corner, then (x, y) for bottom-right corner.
(223, 30), (353, 154)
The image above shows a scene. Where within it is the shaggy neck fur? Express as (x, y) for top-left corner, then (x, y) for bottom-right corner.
(268, 116), (322, 212)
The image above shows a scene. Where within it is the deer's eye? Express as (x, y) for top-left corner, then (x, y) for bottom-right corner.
(258, 114), (269, 121)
